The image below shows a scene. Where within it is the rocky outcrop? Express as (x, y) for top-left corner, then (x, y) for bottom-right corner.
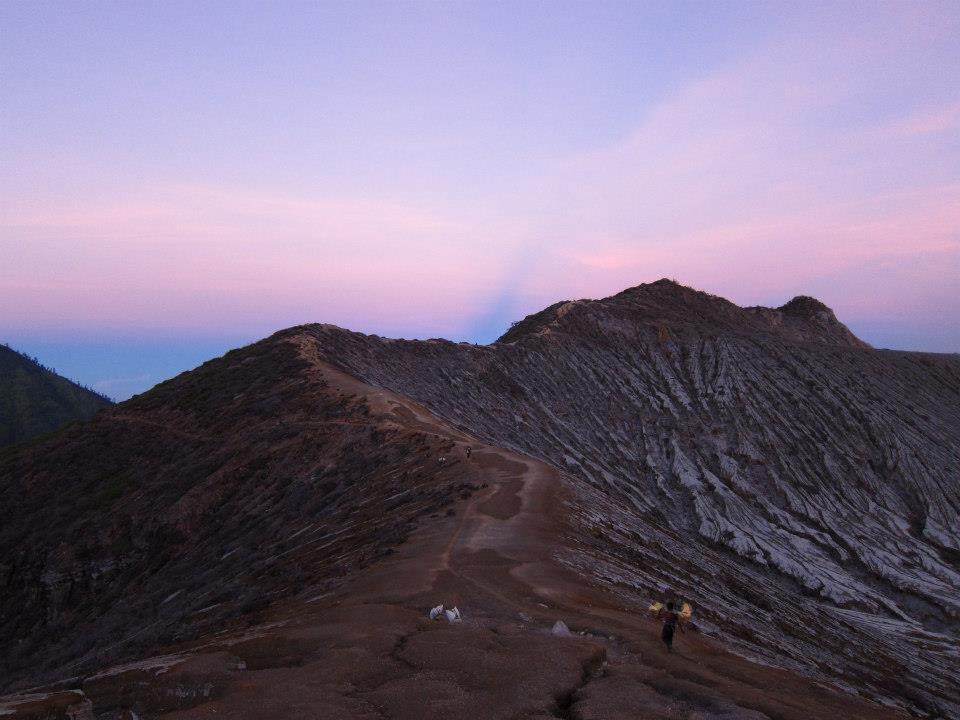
(747, 294), (872, 348)
(498, 279), (870, 349)
(0, 691), (93, 719)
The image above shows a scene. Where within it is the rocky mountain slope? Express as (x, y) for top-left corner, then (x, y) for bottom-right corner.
(299, 280), (960, 717)
(0, 345), (112, 449)
(1, 280), (957, 719)
(0, 337), (474, 690)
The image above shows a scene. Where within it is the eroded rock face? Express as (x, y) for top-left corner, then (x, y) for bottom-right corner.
(747, 294), (872, 348)
(0, 690), (93, 719)
(295, 281), (959, 717)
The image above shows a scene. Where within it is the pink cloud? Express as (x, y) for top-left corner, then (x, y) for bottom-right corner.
(0, 185), (524, 336)
(505, 27), (960, 329)
(866, 103), (960, 140)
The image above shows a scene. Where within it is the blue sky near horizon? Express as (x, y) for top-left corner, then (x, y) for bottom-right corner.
(6, 296), (958, 403)
(2, 0), (959, 399)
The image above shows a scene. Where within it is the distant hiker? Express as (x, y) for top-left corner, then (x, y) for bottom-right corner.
(439, 456), (446, 465)
(648, 599), (692, 649)
(465, 446), (472, 459)
(657, 601), (683, 652)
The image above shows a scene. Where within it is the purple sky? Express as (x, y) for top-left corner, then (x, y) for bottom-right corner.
(2, 1), (958, 399)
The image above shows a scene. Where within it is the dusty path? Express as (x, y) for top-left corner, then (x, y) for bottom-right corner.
(1, 357), (910, 720)
(148, 432), (906, 720)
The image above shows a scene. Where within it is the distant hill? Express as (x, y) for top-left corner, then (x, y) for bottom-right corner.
(0, 344), (112, 449)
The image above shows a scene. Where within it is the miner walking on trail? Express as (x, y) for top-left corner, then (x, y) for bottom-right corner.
(658, 601), (683, 652)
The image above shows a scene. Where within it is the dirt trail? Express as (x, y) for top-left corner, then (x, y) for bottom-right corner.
(155, 421), (904, 719)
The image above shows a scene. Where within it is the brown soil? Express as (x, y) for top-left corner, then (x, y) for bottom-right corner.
(146, 387), (906, 720)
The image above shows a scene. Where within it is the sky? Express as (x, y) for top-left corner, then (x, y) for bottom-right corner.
(2, 0), (959, 400)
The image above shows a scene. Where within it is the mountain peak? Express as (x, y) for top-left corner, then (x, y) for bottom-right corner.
(778, 295), (834, 317)
(498, 281), (869, 349)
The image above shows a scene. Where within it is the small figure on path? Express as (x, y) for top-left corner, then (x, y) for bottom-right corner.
(658, 601), (682, 651)
(465, 446), (472, 459)
(648, 600), (690, 652)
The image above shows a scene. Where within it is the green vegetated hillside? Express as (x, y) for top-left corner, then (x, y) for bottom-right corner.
(0, 345), (112, 449)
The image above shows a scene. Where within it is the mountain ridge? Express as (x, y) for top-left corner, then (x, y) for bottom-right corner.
(1, 281), (957, 719)
(497, 279), (871, 349)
